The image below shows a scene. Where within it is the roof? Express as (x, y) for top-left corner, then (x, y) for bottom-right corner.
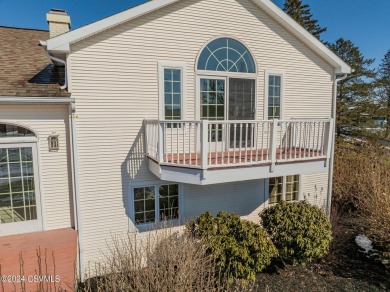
(0, 26), (70, 97)
(44, 0), (351, 74)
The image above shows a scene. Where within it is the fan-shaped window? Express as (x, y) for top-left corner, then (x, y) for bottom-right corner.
(0, 124), (35, 138)
(197, 38), (255, 73)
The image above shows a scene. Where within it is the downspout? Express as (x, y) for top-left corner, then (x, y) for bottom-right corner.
(327, 72), (348, 218)
(69, 103), (85, 283)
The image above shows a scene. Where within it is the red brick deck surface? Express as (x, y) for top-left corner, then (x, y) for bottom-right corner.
(0, 228), (77, 292)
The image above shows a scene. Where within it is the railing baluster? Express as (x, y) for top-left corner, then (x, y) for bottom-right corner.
(201, 120), (208, 169)
(284, 122), (288, 160)
(182, 123), (186, 164)
(189, 123), (192, 166)
(255, 123), (259, 162)
(239, 124), (243, 164)
(315, 122), (318, 157)
(209, 123), (212, 166)
(233, 124), (237, 164)
(215, 123), (218, 166)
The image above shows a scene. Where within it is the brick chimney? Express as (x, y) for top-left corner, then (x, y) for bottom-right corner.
(46, 9), (71, 38)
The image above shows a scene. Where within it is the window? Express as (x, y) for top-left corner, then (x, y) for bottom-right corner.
(0, 147), (37, 224)
(164, 69), (181, 120)
(269, 176), (283, 204)
(266, 74), (283, 120)
(197, 37), (255, 73)
(132, 183), (180, 226)
(159, 62), (186, 122)
(285, 175), (299, 202)
(268, 175), (300, 204)
(0, 124), (35, 137)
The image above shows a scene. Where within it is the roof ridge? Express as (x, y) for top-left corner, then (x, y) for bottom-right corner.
(0, 25), (48, 32)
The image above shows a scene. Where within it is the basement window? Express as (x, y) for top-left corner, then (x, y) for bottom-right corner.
(268, 175), (300, 204)
(132, 183), (181, 228)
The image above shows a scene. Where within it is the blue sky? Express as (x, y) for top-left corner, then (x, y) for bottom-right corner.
(1, 0), (389, 67)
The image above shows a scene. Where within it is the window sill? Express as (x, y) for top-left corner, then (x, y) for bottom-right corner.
(134, 219), (183, 233)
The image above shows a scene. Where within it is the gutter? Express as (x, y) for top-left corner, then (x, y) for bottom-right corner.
(327, 73), (348, 218)
(0, 96), (74, 104)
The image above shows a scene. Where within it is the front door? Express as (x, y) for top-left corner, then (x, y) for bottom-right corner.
(0, 144), (42, 235)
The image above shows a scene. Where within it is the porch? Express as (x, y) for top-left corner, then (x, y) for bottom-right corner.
(0, 228), (77, 291)
(145, 119), (333, 185)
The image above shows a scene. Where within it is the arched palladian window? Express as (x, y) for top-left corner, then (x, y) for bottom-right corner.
(197, 37), (255, 73)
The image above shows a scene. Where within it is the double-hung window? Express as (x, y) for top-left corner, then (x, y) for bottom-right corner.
(268, 175), (300, 204)
(159, 62), (186, 123)
(266, 72), (284, 120)
(132, 183), (181, 228)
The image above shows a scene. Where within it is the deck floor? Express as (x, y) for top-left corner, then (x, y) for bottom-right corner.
(163, 148), (323, 167)
(0, 228), (77, 292)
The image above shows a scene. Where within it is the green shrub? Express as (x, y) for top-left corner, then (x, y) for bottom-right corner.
(260, 201), (332, 264)
(186, 211), (278, 281)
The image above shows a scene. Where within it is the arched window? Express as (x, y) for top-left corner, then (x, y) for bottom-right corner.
(0, 123), (35, 138)
(197, 37), (255, 73)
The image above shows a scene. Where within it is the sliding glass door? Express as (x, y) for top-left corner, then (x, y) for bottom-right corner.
(228, 78), (256, 147)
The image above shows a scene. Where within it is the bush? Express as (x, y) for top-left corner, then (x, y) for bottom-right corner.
(260, 201), (332, 264)
(187, 211), (278, 281)
(80, 228), (227, 291)
(334, 142), (390, 259)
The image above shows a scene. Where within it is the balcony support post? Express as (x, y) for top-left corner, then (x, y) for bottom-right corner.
(270, 119), (278, 172)
(201, 120), (209, 171)
(324, 118), (333, 167)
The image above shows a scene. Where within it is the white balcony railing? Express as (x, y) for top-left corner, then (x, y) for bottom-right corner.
(144, 119), (333, 170)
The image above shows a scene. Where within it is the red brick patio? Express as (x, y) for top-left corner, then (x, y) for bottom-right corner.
(0, 228), (77, 292)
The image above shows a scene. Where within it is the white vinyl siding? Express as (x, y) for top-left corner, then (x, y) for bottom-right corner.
(184, 179), (266, 223)
(68, 0), (334, 269)
(0, 105), (73, 231)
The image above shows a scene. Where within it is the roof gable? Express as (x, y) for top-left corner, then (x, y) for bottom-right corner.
(44, 0), (350, 74)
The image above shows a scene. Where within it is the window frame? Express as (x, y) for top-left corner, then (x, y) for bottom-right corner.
(128, 180), (184, 231)
(266, 174), (301, 206)
(158, 61), (187, 121)
(264, 70), (285, 120)
(0, 142), (43, 235)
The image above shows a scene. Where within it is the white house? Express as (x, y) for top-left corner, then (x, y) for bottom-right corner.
(0, 0), (350, 281)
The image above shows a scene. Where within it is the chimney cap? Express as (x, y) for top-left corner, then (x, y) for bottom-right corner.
(49, 8), (68, 15)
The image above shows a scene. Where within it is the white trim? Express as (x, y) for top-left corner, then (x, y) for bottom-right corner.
(0, 143), (43, 236)
(0, 97), (75, 105)
(265, 174), (302, 205)
(44, 0), (350, 73)
(264, 70), (285, 120)
(158, 61), (187, 120)
(128, 180), (184, 232)
(0, 120), (39, 142)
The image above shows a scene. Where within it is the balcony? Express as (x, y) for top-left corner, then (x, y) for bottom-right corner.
(144, 119), (333, 185)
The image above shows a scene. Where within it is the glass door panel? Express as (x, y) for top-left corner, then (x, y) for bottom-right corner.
(228, 78), (256, 148)
(0, 145), (40, 234)
(200, 78), (226, 144)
